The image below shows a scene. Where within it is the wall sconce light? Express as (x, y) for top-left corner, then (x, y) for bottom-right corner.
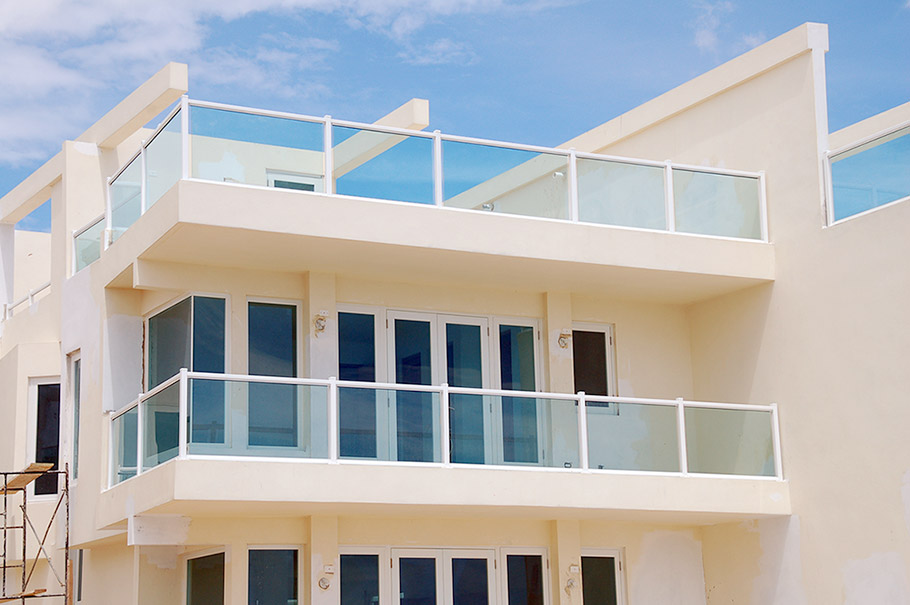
(318, 577), (331, 590)
(313, 310), (329, 337)
(557, 330), (572, 349)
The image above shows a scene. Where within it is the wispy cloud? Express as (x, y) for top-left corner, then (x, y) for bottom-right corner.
(691, 1), (734, 54)
(0, 0), (558, 170)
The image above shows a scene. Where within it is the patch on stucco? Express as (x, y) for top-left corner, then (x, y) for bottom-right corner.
(902, 470), (910, 536)
(843, 552), (910, 604)
(751, 516), (808, 605)
(142, 546), (181, 570)
(632, 530), (707, 605)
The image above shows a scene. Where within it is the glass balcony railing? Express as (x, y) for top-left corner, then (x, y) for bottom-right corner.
(828, 124), (910, 223)
(108, 370), (783, 487)
(83, 97), (767, 271)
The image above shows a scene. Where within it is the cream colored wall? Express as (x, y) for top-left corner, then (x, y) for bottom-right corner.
(13, 230), (51, 299)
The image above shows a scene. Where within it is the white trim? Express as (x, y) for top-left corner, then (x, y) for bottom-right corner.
(181, 546), (229, 605)
(499, 547), (551, 605)
(825, 192), (910, 227)
(827, 120), (910, 159)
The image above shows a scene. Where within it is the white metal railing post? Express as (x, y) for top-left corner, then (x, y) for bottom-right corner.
(433, 130), (444, 207)
(665, 161), (676, 232)
(771, 403), (783, 479)
(676, 397), (688, 474)
(577, 391), (589, 470)
(328, 376), (339, 462)
(568, 149), (579, 222)
(758, 170), (769, 241)
(180, 95), (190, 180)
(441, 383), (451, 465)
(107, 413), (114, 489)
(178, 368), (188, 459)
(323, 116), (334, 195)
(104, 177), (113, 249)
(1, 303), (7, 321)
(139, 145), (148, 216)
(136, 393), (144, 475)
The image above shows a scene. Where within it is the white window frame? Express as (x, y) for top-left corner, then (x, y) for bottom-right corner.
(181, 546), (229, 605)
(498, 546), (551, 605)
(67, 351), (82, 483)
(26, 376), (62, 499)
(572, 322), (618, 415)
(246, 296), (304, 378)
(580, 547), (626, 605)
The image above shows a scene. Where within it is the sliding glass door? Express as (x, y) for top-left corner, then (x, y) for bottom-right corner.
(392, 549), (495, 605)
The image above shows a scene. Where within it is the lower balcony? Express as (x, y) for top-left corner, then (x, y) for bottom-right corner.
(100, 371), (789, 527)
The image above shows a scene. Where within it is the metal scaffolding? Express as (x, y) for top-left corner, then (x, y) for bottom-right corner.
(0, 464), (69, 604)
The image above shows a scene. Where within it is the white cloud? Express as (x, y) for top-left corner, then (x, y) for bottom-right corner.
(691, 1), (734, 54)
(0, 0), (560, 172)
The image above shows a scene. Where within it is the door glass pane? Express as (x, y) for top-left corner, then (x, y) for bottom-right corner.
(581, 556), (617, 605)
(72, 359), (81, 480)
(451, 558), (489, 605)
(249, 549), (298, 605)
(249, 303), (297, 447)
(400, 558), (436, 605)
(500, 325), (538, 463)
(192, 297), (226, 444)
(187, 553), (224, 605)
(339, 313), (377, 457)
(572, 331), (608, 396)
(394, 320), (435, 462)
(148, 297), (191, 389)
(506, 555), (544, 605)
(35, 383), (60, 495)
(447, 323), (485, 465)
(341, 554), (379, 605)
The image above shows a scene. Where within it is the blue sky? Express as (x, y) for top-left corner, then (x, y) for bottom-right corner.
(4, 0), (909, 231)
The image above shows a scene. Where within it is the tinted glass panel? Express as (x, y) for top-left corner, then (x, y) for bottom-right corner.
(249, 549), (298, 605)
(341, 554), (379, 605)
(572, 331), (608, 396)
(249, 303), (297, 447)
(35, 383), (60, 495)
(499, 326), (535, 392)
(447, 323), (485, 464)
(506, 555), (544, 605)
(451, 558), (488, 605)
(830, 127), (910, 221)
(339, 313), (378, 457)
(191, 297), (226, 444)
(500, 325), (538, 464)
(581, 556), (617, 605)
(395, 320), (435, 462)
(148, 298), (191, 389)
(399, 558), (436, 605)
(187, 553), (224, 605)
(73, 359), (81, 479)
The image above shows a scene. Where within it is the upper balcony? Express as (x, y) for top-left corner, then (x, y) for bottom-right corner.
(73, 98), (774, 304)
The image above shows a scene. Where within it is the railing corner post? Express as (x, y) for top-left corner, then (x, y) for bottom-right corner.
(433, 130), (444, 207)
(676, 397), (688, 474)
(665, 160), (676, 232)
(323, 115), (334, 195)
(440, 383), (451, 465)
(181, 95), (190, 180)
(770, 402), (783, 479)
(577, 391), (589, 471)
(568, 148), (579, 222)
(178, 368), (189, 459)
(328, 376), (339, 462)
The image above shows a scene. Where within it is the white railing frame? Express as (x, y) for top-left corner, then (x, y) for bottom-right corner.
(1, 280), (51, 321)
(108, 370), (785, 485)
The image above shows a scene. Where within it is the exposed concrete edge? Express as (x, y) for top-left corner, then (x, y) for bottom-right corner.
(0, 152), (62, 225)
(561, 22), (829, 154)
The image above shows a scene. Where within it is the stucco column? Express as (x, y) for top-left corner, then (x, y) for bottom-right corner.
(545, 291), (574, 393)
(309, 515), (340, 605)
(227, 542), (247, 605)
(306, 272), (338, 379)
(551, 520), (583, 605)
(0, 223), (13, 312)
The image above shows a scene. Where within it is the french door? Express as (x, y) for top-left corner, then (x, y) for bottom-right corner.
(392, 549), (496, 605)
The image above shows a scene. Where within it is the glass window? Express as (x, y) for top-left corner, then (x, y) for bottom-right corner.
(72, 358), (81, 480)
(35, 383), (60, 495)
(249, 549), (298, 605)
(339, 312), (377, 458)
(506, 555), (544, 605)
(500, 325), (538, 464)
(399, 558), (437, 605)
(248, 302), (298, 447)
(187, 553), (225, 605)
(148, 298), (191, 390)
(451, 558), (489, 605)
(581, 556), (619, 605)
(341, 554), (380, 605)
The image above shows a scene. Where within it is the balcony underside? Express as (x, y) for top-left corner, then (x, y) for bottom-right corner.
(100, 180), (774, 304)
(97, 458), (790, 530)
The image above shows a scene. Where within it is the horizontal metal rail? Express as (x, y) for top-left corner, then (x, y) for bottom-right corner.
(1, 281), (51, 322)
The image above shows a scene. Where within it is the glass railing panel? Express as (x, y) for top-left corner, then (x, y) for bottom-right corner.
(338, 385), (441, 462)
(480, 395), (580, 468)
(332, 126), (433, 204)
(187, 378), (328, 459)
(443, 141), (569, 219)
(110, 154), (141, 242)
(111, 406), (138, 485)
(577, 158), (666, 230)
(830, 126), (910, 221)
(586, 402), (679, 472)
(672, 169), (762, 239)
(141, 382), (179, 470)
(74, 217), (105, 272)
(146, 110), (183, 209)
(685, 407), (775, 476)
(190, 106), (325, 191)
